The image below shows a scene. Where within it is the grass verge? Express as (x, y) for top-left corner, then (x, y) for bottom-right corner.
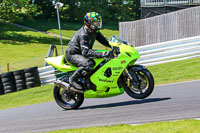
(148, 57), (200, 85)
(47, 119), (200, 133)
(0, 84), (54, 110)
(0, 21), (68, 72)
(18, 19), (119, 39)
(0, 20), (116, 73)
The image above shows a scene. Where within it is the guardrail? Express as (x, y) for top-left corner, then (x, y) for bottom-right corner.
(136, 35), (200, 66)
(39, 35), (200, 85)
(39, 66), (56, 85)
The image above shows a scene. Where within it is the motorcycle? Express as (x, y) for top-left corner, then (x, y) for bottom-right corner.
(45, 35), (154, 110)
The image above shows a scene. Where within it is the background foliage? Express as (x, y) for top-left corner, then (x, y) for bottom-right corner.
(0, 0), (140, 24)
(0, 0), (40, 22)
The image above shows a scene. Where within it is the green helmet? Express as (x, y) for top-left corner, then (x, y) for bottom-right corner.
(84, 12), (102, 31)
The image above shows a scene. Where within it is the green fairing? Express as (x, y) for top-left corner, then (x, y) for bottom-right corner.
(44, 52), (106, 72)
(45, 56), (77, 72)
(84, 42), (140, 98)
(45, 41), (140, 98)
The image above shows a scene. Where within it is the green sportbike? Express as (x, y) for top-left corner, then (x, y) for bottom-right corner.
(45, 36), (154, 110)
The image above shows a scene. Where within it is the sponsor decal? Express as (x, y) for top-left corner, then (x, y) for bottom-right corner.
(81, 40), (87, 42)
(97, 93), (117, 98)
(121, 60), (126, 64)
(99, 78), (114, 83)
(111, 86), (118, 89)
(113, 66), (123, 70)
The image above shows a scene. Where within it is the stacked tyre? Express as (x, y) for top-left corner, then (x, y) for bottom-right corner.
(14, 69), (27, 91)
(24, 67), (41, 88)
(0, 75), (4, 95)
(1, 72), (16, 94)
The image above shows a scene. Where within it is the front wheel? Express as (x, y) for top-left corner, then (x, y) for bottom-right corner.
(53, 85), (84, 110)
(123, 66), (154, 99)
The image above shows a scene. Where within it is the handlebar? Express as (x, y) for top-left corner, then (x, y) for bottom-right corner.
(104, 46), (120, 61)
(112, 46), (120, 55)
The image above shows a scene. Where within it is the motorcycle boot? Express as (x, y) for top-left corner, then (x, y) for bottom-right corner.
(69, 69), (83, 90)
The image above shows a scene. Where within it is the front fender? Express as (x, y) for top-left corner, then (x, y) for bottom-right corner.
(128, 65), (147, 72)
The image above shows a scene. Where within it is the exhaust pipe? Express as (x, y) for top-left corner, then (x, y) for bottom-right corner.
(54, 79), (70, 88)
(54, 79), (84, 94)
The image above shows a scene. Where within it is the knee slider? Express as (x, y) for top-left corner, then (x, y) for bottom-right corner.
(81, 70), (88, 76)
(85, 61), (94, 71)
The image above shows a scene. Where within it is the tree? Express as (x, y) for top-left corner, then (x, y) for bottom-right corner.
(0, 0), (39, 22)
(33, 0), (56, 19)
(0, 0), (140, 23)
(58, 0), (140, 23)
(108, 0), (140, 22)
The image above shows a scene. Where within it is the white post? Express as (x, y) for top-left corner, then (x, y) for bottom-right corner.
(55, 2), (64, 55)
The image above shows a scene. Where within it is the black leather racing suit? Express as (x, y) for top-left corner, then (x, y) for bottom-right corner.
(65, 25), (111, 80)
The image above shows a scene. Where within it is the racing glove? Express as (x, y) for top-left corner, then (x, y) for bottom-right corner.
(102, 51), (113, 58)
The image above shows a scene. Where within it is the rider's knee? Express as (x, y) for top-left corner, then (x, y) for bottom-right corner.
(85, 60), (94, 71)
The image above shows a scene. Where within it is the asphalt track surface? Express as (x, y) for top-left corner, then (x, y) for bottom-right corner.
(0, 80), (200, 133)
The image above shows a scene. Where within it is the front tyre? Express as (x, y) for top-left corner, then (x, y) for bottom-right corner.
(53, 85), (84, 110)
(123, 66), (154, 99)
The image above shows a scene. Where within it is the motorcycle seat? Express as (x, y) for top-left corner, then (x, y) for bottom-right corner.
(45, 55), (77, 71)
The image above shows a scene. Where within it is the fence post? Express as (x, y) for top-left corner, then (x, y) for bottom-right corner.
(7, 63), (9, 72)
(54, 46), (58, 56)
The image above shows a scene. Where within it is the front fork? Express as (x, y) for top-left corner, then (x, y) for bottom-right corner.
(124, 68), (140, 87)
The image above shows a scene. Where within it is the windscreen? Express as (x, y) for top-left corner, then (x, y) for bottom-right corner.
(110, 35), (129, 45)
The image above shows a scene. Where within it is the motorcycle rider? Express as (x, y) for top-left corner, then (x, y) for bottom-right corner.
(65, 12), (112, 91)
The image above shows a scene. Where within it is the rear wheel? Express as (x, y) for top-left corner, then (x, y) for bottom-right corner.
(53, 85), (84, 110)
(123, 66), (154, 99)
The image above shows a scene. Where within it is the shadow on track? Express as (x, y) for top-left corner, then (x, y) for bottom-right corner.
(79, 97), (171, 110)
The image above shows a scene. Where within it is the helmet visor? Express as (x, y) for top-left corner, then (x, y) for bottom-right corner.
(93, 21), (102, 29)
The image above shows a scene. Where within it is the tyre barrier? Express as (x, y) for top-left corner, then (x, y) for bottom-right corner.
(13, 69), (27, 91)
(0, 66), (41, 95)
(24, 67), (41, 88)
(1, 72), (16, 94)
(0, 76), (4, 95)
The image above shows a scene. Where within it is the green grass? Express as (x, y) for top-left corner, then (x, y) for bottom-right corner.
(0, 21), (68, 73)
(47, 119), (200, 133)
(19, 19), (119, 39)
(0, 84), (54, 110)
(0, 20), (116, 73)
(148, 57), (200, 85)
(0, 41), (67, 72)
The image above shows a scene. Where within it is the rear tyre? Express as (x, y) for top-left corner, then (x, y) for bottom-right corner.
(123, 66), (154, 99)
(53, 85), (84, 110)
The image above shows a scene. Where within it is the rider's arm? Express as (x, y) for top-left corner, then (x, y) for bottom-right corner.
(80, 35), (103, 58)
(96, 32), (111, 48)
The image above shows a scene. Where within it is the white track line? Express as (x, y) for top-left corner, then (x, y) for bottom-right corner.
(130, 117), (200, 126)
(156, 79), (200, 87)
